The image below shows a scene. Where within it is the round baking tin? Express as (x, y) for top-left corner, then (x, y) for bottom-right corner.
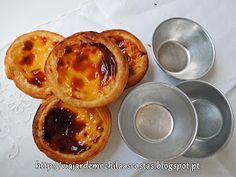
(177, 80), (234, 158)
(118, 82), (198, 160)
(152, 17), (215, 80)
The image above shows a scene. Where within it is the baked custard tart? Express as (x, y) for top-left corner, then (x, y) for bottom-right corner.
(33, 97), (112, 163)
(45, 31), (128, 108)
(101, 29), (148, 88)
(4, 30), (64, 98)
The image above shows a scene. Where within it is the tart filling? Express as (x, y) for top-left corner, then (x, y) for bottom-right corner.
(101, 29), (148, 88)
(5, 30), (64, 98)
(33, 97), (111, 163)
(45, 31), (128, 108)
(56, 42), (117, 101)
(44, 103), (106, 154)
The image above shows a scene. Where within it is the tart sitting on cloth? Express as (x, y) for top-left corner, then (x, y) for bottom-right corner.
(33, 97), (112, 163)
(45, 31), (128, 108)
(101, 29), (148, 88)
(4, 30), (64, 98)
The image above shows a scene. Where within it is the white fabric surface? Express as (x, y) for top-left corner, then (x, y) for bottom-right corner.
(0, 0), (236, 176)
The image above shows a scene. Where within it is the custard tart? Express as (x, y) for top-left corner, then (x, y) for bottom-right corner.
(45, 31), (128, 108)
(33, 96), (112, 163)
(101, 29), (148, 88)
(4, 30), (64, 98)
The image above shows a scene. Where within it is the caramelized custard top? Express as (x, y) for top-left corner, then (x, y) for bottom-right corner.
(106, 35), (146, 77)
(43, 102), (105, 154)
(12, 35), (60, 87)
(56, 42), (117, 101)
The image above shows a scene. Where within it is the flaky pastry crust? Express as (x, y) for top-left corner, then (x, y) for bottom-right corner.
(4, 30), (64, 98)
(33, 96), (112, 164)
(45, 31), (128, 108)
(101, 29), (148, 88)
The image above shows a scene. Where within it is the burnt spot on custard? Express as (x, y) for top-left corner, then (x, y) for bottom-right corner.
(23, 40), (34, 51)
(73, 52), (90, 71)
(57, 42), (117, 88)
(43, 107), (89, 154)
(20, 53), (35, 65)
(95, 43), (117, 86)
(72, 78), (84, 90)
(28, 70), (46, 87)
(64, 46), (72, 54)
(108, 35), (147, 77)
(41, 37), (48, 44)
(107, 36), (134, 64)
(57, 58), (65, 67)
(73, 51), (98, 82)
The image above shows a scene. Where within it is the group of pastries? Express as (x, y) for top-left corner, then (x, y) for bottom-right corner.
(4, 29), (148, 163)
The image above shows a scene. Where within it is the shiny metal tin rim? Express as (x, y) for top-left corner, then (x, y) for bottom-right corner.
(177, 80), (234, 158)
(118, 82), (198, 161)
(152, 17), (216, 80)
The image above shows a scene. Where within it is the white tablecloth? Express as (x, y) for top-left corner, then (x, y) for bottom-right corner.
(0, 0), (236, 176)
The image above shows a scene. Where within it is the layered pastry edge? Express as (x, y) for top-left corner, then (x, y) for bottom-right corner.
(4, 30), (64, 98)
(32, 96), (112, 164)
(101, 29), (148, 88)
(45, 31), (129, 108)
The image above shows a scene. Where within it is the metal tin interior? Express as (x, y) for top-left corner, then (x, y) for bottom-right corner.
(118, 82), (198, 160)
(152, 17), (215, 80)
(177, 80), (234, 158)
(135, 103), (174, 143)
